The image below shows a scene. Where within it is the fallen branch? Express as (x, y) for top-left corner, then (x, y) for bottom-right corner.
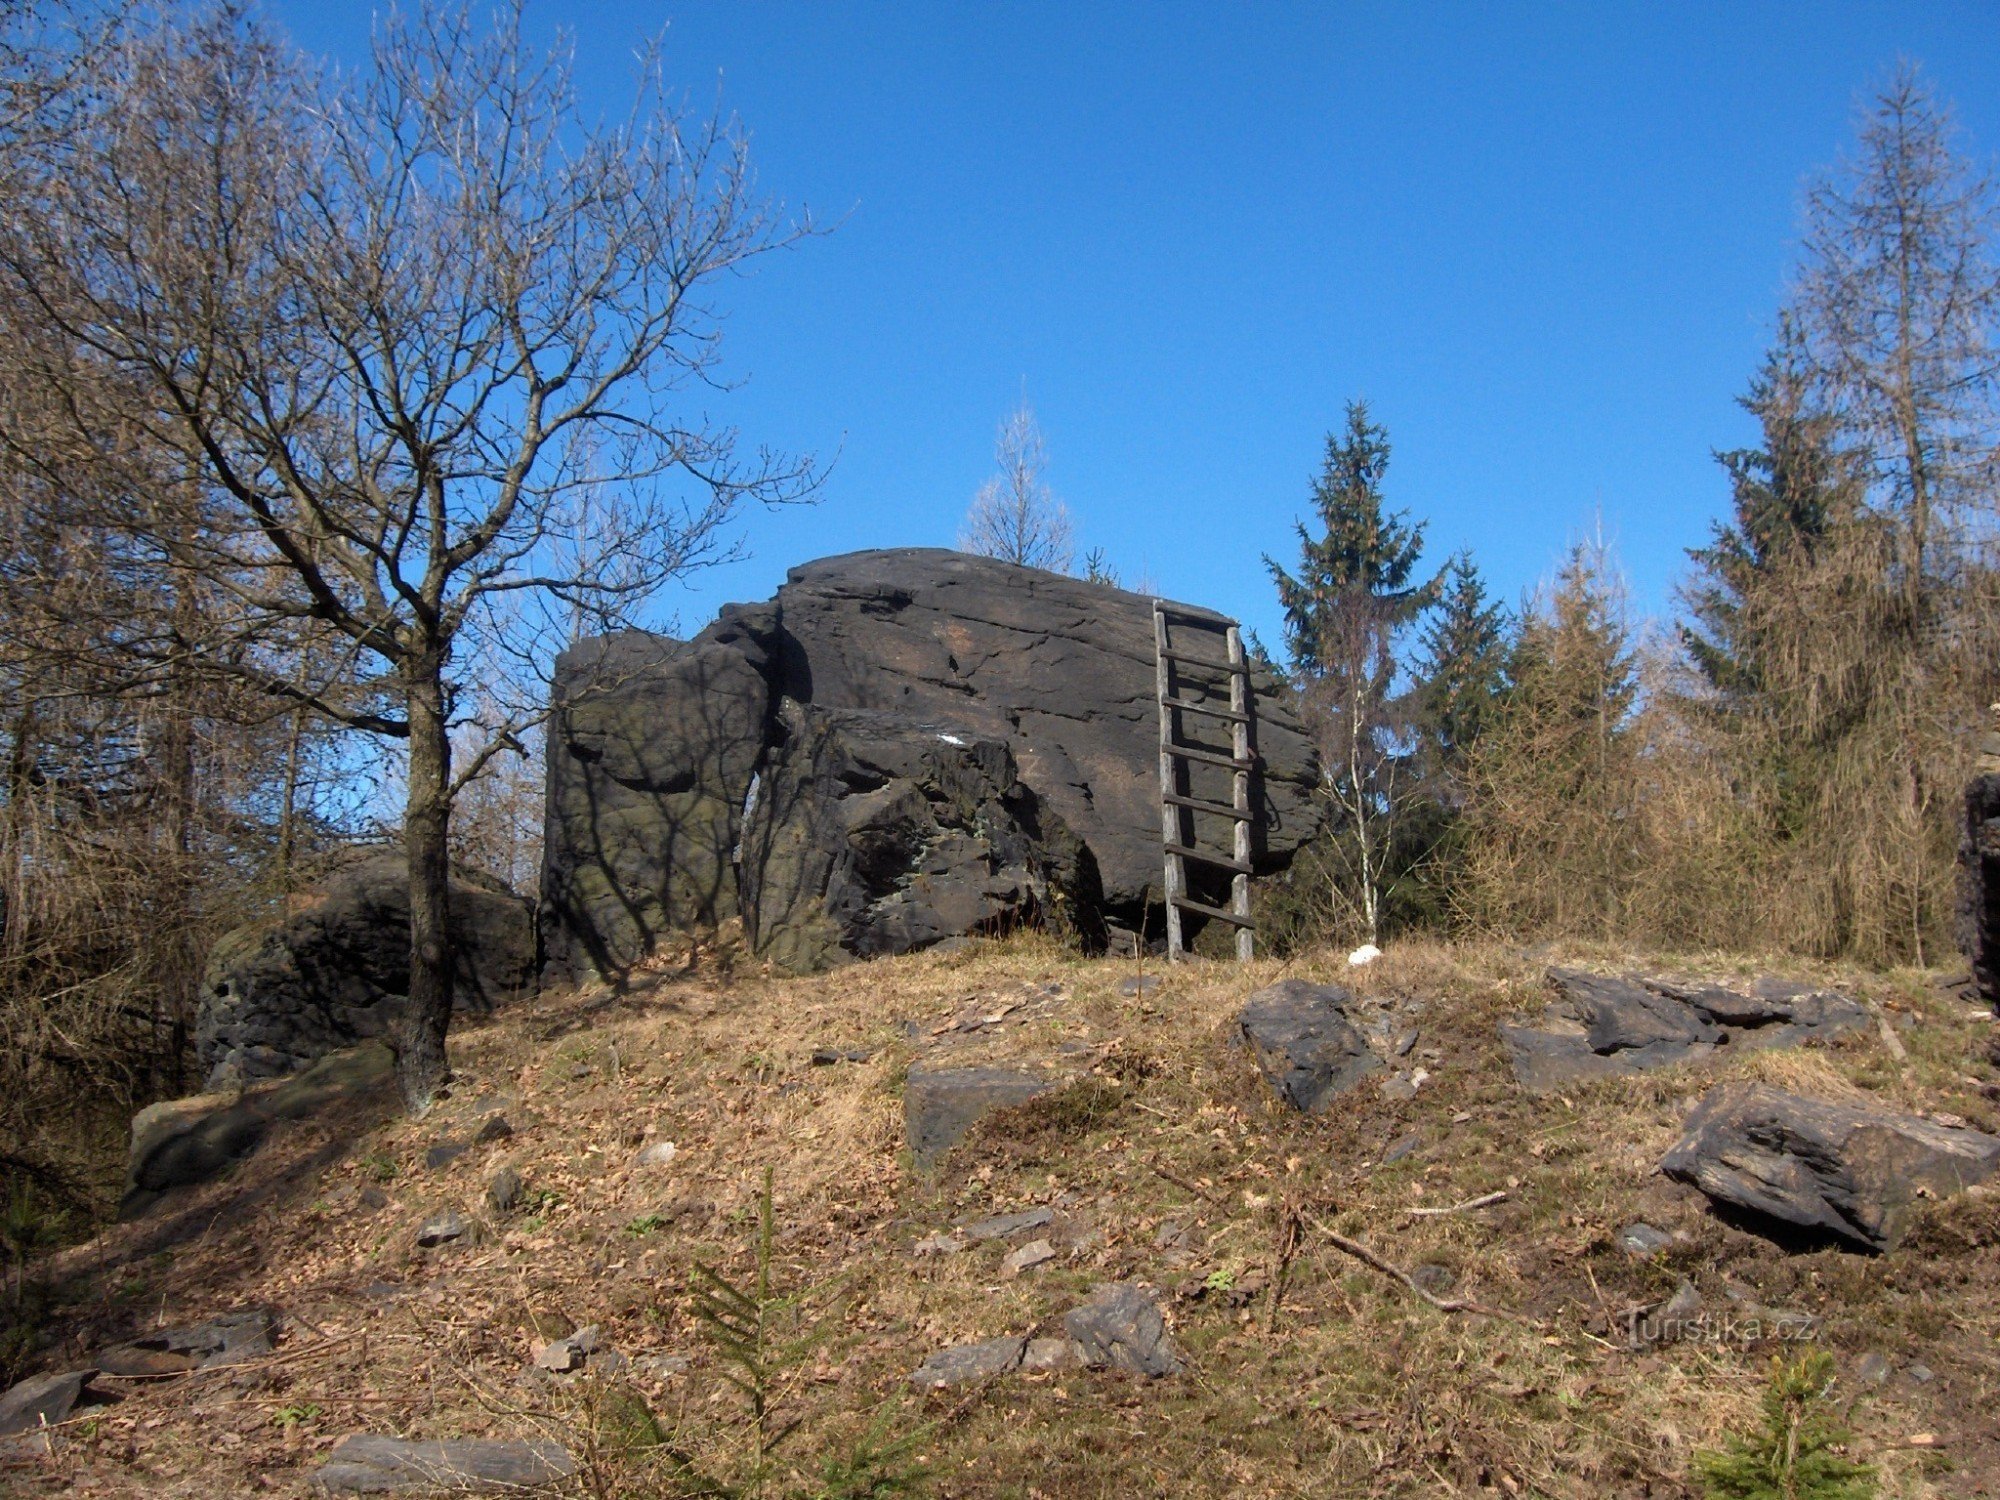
(1148, 1157), (1220, 1207)
(1405, 1190), (1508, 1217)
(1303, 1213), (1540, 1327)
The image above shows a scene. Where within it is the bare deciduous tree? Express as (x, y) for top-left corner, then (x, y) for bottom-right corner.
(4, 2), (817, 1111)
(960, 398), (1075, 573)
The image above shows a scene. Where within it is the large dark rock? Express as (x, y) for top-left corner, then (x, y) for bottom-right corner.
(1502, 968), (1867, 1091)
(904, 1065), (1054, 1167)
(741, 703), (1081, 973)
(0, 1368), (95, 1438)
(1660, 1080), (2000, 1251)
(1063, 1283), (1182, 1376)
(1236, 979), (1382, 1112)
(1959, 770), (2000, 1013)
(542, 549), (1322, 977)
(197, 855), (535, 1088)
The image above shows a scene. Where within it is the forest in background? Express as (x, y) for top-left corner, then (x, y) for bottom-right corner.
(2, 1), (1997, 1244)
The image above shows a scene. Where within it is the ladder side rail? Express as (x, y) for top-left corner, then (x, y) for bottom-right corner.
(1227, 625), (1254, 961)
(1154, 604), (1185, 962)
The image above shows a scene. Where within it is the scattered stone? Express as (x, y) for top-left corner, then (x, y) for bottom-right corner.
(1908, 1363), (1935, 1385)
(1382, 1133), (1422, 1166)
(1615, 1223), (1675, 1259)
(1660, 1080), (2000, 1250)
(959, 1206), (1055, 1241)
(912, 1232), (963, 1256)
(485, 1167), (524, 1217)
(909, 1337), (1032, 1390)
(416, 1208), (471, 1248)
(634, 1141), (679, 1168)
(311, 1434), (574, 1493)
(1153, 1220), (1191, 1251)
(1856, 1352), (1893, 1385)
(1409, 1264), (1455, 1296)
(1378, 1073), (1418, 1103)
(426, 1140), (469, 1171)
(809, 1047), (873, 1066)
(95, 1306), (275, 1376)
(1391, 1027), (1420, 1057)
(1347, 943), (1382, 967)
(1236, 980), (1383, 1113)
(1062, 1283), (1181, 1377)
(474, 1114), (513, 1144)
(533, 1326), (604, 1374)
(0, 1369), (96, 1439)
(1116, 975), (1162, 999)
(1502, 968), (1868, 1091)
(1631, 1280), (1704, 1347)
(904, 1065), (1053, 1167)
(634, 1354), (689, 1381)
(1002, 1239), (1057, 1276)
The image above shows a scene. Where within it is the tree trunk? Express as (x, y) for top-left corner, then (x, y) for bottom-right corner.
(396, 651), (454, 1113)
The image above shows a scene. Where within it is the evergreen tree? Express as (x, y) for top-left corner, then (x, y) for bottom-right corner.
(1682, 320), (1866, 703)
(1264, 402), (1443, 943)
(1413, 553), (1510, 787)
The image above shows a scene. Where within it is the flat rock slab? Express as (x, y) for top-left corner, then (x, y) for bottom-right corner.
(1503, 968), (1867, 1091)
(904, 1065), (1053, 1167)
(1063, 1283), (1182, 1376)
(1237, 980), (1382, 1113)
(958, 1206), (1055, 1241)
(95, 1306), (275, 1376)
(0, 1369), (96, 1438)
(312, 1435), (574, 1494)
(910, 1336), (1077, 1389)
(1660, 1080), (2000, 1251)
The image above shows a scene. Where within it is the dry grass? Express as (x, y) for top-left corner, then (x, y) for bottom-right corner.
(6, 936), (1998, 1498)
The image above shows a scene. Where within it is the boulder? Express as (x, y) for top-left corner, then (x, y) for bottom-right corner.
(904, 1065), (1053, 1168)
(93, 1306), (275, 1376)
(0, 1369), (95, 1438)
(542, 549), (1323, 977)
(1659, 1080), (2000, 1250)
(1502, 968), (1867, 1091)
(1959, 768), (2000, 1013)
(312, 1435), (574, 1494)
(1063, 1283), (1182, 1376)
(198, 854), (535, 1088)
(121, 1042), (397, 1220)
(908, 1337), (1033, 1389)
(1236, 979), (1383, 1112)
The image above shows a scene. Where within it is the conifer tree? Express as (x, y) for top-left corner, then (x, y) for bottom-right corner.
(1413, 554), (1510, 788)
(1265, 402), (1442, 943)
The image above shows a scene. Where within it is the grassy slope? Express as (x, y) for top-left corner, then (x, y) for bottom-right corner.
(9, 936), (2000, 1499)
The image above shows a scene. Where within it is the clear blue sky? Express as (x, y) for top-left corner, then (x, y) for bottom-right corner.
(264, 1), (2000, 655)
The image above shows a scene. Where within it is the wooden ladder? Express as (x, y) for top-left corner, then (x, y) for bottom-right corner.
(1153, 601), (1256, 962)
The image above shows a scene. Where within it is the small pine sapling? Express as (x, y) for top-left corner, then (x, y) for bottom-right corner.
(1695, 1350), (1876, 1500)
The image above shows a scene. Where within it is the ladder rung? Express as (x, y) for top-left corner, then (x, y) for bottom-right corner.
(1163, 743), (1253, 771)
(1171, 895), (1255, 927)
(1163, 790), (1250, 819)
(1159, 695), (1248, 724)
(1165, 842), (1252, 874)
(1159, 647), (1241, 675)
(1154, 603), (1235, 628)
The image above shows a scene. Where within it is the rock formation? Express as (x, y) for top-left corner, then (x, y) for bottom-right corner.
(196, 854), (536, 1088)
(542, 549), (1322, 979)
(1958, 705), (2000, 1012)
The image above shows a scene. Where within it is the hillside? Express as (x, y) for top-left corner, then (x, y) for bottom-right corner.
(5, 937), (1999, 1499)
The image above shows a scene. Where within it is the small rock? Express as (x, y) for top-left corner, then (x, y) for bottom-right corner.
(416, 1208), (470, 1248)
(485, 1167), (524, 1217)
(425, 1140), (469, 1171)
(904, 1066), (1053, 1167)
(0, 1369), (96, 1438)
(1382, 1133), (1422, 1166)
(959, 1206), (1054, 1242)
(358, 1185), (389, 1213)
(1908, 1363), (1935, 1385)
(912, 1231), (964, 1256)
(1063, 1283), (1181, 1377)
(809, 1047), (873, 1066)
(1002, 1239), (1057, 1276)
(1855, 1352), (1892, 1385)
(1347, 943), (1382, 967)
(475, 1114), (514, 1144)
(1392, 1028), (1420, 1057)
(1153, 1219), (1191, 1251)
(1410, 1264), (1455, 1295)
(635, 1141), (678, 1168)
(1378, 1073), (1418, 1102)
(1615, 1223), (1675, 1259)
(1116, 975), (1162, 999)
(532, 1326), (604, 1374)
(909, 1337), (1029, 1389)
(1632, 1280), (1703, 1347)
(312, 1434), (573, 1493)
(635, 1354), (689, 1381)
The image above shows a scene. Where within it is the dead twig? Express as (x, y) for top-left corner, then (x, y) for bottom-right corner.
(1404, 1190), (1507, 1217)
(1303, 1212), (1540, 1327)
(1148, 1157), (1220, 1207)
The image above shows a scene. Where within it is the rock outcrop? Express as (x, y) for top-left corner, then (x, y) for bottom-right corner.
(1236, 979), (1383, 1112)
(1502, 968), (1867, 1091)
(197, 854), (535, 1088)
(543, 549), (1322, 978)
(1660, 1080), (2000, 1251)
(1959, 767), (2000, 1013)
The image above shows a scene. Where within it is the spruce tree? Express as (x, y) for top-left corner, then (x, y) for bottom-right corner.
(1264, 402), (1443, 943)
(1413, 554), (1510, 786)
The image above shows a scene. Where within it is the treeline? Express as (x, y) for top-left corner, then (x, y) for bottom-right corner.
(1262, 67), (2000, 968)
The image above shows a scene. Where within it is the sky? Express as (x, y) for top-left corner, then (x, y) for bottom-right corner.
(261, 1), (2000, 656)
